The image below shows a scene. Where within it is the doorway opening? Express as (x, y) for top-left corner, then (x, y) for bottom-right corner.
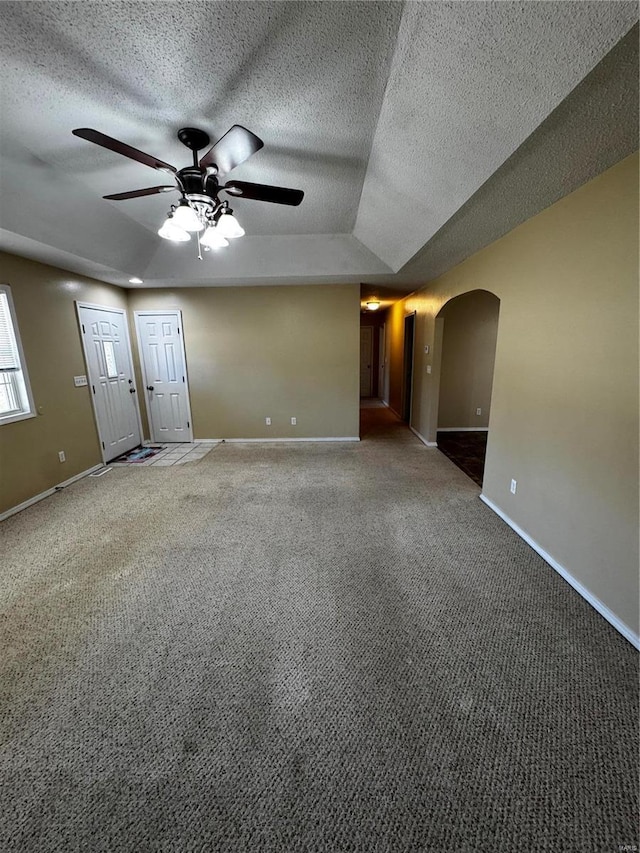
(359, 325), (373, 398)
(402, 313), (415, 422)
(435, 290), (500, 486)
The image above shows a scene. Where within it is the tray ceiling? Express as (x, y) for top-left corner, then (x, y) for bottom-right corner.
(0, 1), (637, 291)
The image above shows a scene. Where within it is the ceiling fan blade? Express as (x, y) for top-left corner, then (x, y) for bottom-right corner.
(73, 128), (177, 173)
(103, 186), (177, 200)
(199, 125), (264, 173)
(224, 180), (303, 206)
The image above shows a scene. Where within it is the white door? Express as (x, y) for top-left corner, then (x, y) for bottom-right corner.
(360, 326), (373, 397)
(135, 311), (192, 443)
(77, 303), (142, 461)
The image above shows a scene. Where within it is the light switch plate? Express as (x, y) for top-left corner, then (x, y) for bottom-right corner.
(74, 375), (88, 387)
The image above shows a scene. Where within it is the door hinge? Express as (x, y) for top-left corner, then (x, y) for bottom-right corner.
(177, 327), (180, 335)
(92, 384), (96, 394)
(182, 375), (185, 383)
(82, 324), (85, 333)
(101, 441), (105, 450)
(187, 421), (190, 428)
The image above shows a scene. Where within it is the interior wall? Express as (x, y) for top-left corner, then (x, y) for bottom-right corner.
(0, 252), (127, 514)
(127, 284), (360, 440)
(437, 290), (499, 429)
(386, 299), (407, 416)
(388, 152), (639, 639)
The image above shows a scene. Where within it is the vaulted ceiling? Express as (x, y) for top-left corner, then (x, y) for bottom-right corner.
(0, 1), (637, 294)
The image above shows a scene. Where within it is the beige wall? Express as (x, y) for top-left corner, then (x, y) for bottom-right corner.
(437, 290), (499, 429)
(388, 152), (639, 638)
(386, 299), (407, 416)
(1, 271), (359, 514)
(0, 253), (127, 514)
(127, 284), (360, 440)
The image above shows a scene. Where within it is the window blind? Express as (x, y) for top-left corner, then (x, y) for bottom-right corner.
(0, 291), (20, 371)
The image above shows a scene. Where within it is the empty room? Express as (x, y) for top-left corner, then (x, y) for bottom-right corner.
(0, 2), (638, 851)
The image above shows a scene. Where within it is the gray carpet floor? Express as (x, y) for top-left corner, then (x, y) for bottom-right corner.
(1, 406), (638, 852)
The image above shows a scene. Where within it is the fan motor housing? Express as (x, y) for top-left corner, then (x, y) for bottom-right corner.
(178, 167), (205, 196)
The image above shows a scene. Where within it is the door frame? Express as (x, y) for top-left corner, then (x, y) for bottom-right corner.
(378, 323), (386, 403)
(402, 311), (416, 424)
(76, 301), (143, 464)
(360, 324), (374, 398)
(134, 309), (194, 443)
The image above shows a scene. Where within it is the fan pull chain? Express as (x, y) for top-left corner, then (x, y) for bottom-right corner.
(197, 229), (203, 261)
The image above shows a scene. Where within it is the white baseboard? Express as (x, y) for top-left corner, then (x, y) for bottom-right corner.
(438, 427), (489, 432)
(479, 494), (639, 650)
(409, 426), (438, 447)
(0, 463), (104, 522)
(199, 437), (360, 443)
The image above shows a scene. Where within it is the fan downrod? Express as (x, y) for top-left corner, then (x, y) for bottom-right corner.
(177, 127), (210, 152)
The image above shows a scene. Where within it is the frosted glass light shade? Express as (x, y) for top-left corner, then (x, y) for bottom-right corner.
(366, 300), (381, 311)
(200, 226), (229, 249)
(216, 211), (245, 239)
(172, 201), (204, 232)
(158, 218), (191, 241)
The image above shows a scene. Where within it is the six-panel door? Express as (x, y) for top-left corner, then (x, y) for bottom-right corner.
(78, 304), (142, 460)
(135, 312), (191, 443)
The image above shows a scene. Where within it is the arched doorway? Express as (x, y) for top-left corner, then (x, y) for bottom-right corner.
(435, 290), (500, 486)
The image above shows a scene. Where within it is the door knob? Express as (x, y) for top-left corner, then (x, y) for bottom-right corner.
(129, 388), (136, 394)
(146, 385), (154, 391)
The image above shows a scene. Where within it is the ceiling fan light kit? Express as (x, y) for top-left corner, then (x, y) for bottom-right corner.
(366, 299), (381, 311)
(157, 215), (191, 242)
(171, 199), (205, 232)
(200, 226), (229, 250)
(215, 210), (245, 239)
(72, 124), (304, 260)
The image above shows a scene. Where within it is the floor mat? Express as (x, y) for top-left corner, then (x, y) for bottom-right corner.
(436, 430), (487, 486)
(114, 445), (164, 463)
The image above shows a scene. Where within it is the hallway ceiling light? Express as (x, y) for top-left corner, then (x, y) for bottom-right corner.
(366, 299), (381, 311)
(128, 277), (143, 284)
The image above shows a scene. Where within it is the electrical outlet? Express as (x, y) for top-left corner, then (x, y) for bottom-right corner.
(58, 451), (66, 463)
(265, 417), (271, 426)
(510, 479), (517, 494)
(476, 407), (482, 416)
(291, 417), (297, 426)
(426, 365), (432, 374)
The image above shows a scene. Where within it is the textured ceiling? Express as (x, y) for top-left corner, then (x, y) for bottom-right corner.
(392, 25), (640, 292)
(0, 1), (637, 290)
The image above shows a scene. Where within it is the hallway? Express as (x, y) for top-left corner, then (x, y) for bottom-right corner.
(359, 398), (417, 443)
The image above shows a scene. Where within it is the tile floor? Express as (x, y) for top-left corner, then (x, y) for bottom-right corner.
(110, 442), (217, 468)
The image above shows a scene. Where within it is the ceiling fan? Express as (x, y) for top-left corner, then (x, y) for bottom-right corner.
(72, 124), (304, 254)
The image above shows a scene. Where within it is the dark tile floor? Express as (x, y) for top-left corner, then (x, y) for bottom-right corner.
(436, 431), (487, 487)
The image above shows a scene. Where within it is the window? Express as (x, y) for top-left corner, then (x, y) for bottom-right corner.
(0, 285), (35, 425)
